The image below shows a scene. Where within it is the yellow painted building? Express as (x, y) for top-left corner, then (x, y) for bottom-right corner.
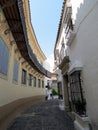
(23, 0), (46, 64)
(0, 0), (51, 123)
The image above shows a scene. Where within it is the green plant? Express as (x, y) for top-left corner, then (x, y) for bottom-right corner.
(52, 89), (58, 95)
(75, 98), (86, 116)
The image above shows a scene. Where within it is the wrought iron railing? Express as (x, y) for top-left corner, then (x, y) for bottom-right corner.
(17, 0), (51, 78)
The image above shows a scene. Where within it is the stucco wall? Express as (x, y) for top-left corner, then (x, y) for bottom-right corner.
(0, 79), (45, 106)
(0, 39), (45, 106)
(69, 0), (98, 127)
(23, 0), (46, 63)
(0, 8), (45, 107)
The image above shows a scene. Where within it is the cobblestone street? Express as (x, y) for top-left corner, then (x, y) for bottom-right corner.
(7, 100), (74, 130)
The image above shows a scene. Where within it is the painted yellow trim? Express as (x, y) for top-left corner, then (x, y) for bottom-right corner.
(23, 0), (46, 61)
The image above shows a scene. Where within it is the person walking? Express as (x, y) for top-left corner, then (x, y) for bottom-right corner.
(46, 86), (53, 100)
(45, 85), (48, 100)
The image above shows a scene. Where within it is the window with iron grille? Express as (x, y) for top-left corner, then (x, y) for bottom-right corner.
(34, 77), (36, 87)
(69, 71), (86, 115)
(22, 69), (27, 85)
(38, 79), (40, 88)
(29, 74), (33, 86)
(42, 80), (44, 88)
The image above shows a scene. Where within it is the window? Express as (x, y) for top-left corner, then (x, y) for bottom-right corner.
(0, 38), (9, 75)
(29, 74), (33, 86)
(22, 69), (27, 85)
(13, 60), (19, 81)
(42, 80), (44, 88)
(38, 79), (40, 88)
(47, 80), (49, 86)
(69, 71), (85, 113)
(59, 43), (65, 64)
(34, 77), (36, 87)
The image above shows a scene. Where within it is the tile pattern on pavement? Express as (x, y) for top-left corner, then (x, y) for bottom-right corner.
(7, 100), (74, 130)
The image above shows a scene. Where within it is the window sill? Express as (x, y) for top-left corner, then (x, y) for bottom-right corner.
(13, 80), (18, 85)
(0, 73), (8, 80)
(72, 112), (90, 130)
(21, 84), (27, 87)
(29, 85), (32, 87)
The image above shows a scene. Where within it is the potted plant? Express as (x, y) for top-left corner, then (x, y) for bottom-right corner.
(75, 98), (86, 116)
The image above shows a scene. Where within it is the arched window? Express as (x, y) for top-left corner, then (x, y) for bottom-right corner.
(0, 38), (9, 75)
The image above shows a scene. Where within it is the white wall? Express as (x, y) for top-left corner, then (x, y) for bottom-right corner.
(69, 0), (98, 127)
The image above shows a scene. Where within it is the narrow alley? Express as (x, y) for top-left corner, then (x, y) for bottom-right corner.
(7, 99), (74, 130)
(1, 0), (98, 129)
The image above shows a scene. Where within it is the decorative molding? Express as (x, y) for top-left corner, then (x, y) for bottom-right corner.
(21, 60), (26, 65)
(10, 40), (15, 46)
(59, 56), (70, 69)
(66, 31), (76, 46)
(4, 28), (10, 35)
(68, 60), (83, 75)
(15, 48), (19, 54)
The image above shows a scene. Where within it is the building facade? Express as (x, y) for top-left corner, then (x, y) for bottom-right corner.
(0, 0), (51, 122)
(54, 0), (98, 129)
(43, 60), (52, 87)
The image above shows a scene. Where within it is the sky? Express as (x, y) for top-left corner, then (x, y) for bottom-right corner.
(29, 0), (63, 59)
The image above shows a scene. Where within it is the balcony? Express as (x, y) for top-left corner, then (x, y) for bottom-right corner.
(63, 6), (76, 46)
(0, 0), (51, 78)
(59, 56), (70, 75)
(66, 29), (76, 46)
(59, 56), (70, 69)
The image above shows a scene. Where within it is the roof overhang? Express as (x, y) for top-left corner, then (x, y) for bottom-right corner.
(0, 0), (51, 78)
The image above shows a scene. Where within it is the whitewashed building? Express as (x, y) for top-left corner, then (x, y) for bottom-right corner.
(54, 0), (98, 129)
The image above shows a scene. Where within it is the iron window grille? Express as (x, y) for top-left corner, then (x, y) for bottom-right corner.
(34, 77), (36, 87)
(42, 80), (44, 88)
(69, 71), (86, 116)
(28, 74), (33, 86)
(22, 69), (27, 85)
(38, 79), (41, 88)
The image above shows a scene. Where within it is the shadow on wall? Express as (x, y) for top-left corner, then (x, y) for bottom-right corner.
(75, 0), (98, 32)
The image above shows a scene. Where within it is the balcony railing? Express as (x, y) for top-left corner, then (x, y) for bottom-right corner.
(64, 6), (76, 46)
(27, 44), (51, 77)
(0, 0), (52, 78)
(66, 29), (76, 46)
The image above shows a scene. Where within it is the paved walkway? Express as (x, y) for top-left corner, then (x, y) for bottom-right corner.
(7, 100), (74, 130)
